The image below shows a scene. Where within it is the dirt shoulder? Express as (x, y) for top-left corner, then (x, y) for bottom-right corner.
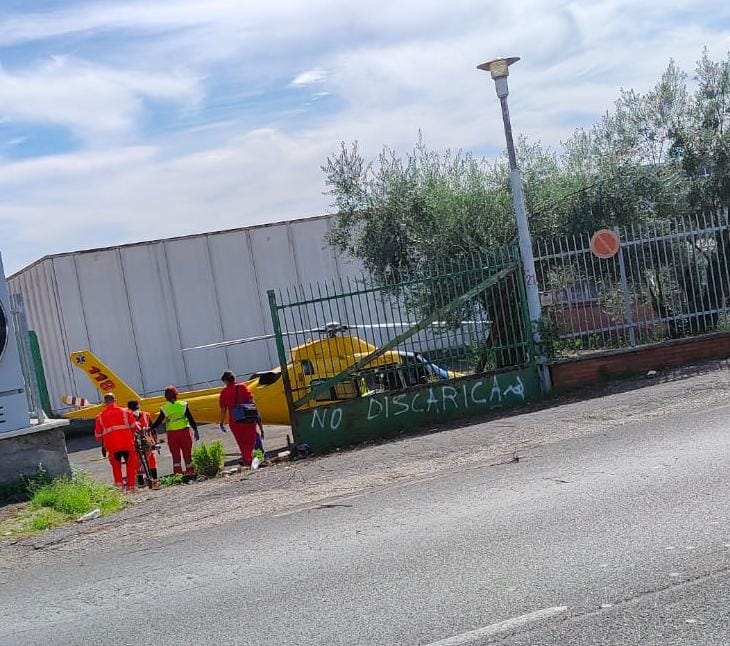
(3, 359), (730, 572)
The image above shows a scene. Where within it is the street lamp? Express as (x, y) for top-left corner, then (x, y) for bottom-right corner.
(478, 56), (551, 391)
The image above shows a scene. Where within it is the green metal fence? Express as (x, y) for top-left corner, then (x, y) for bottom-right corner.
(268, 248), (539, 452)
(534, 208), (730, 357)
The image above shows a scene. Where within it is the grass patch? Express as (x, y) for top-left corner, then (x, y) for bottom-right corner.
(0, 471), (125, 538)
(30, 472), (123, 516)
(1, 507), (67, 537)
(29, 508), (68, 532)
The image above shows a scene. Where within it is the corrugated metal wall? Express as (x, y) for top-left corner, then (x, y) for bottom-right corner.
(8, 216), (364, 413)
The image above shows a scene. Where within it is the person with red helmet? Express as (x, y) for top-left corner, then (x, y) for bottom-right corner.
(150, 386), (199, 476)
(94, 392), (138, 492)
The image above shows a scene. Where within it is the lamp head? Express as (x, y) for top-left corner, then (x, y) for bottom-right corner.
(477, 57), (520, 79)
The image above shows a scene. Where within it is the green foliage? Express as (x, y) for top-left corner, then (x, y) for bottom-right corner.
(597, 282), (627, 323)
(324, 135), (515, 285)
(160, 473), (184, 487)
(30, 472), (124, 517)
(0, 465), (52, 505)
(467, 340), (497, 372)
(716, 312), (730, 331)
(29, 508), (67, 532)
(192, 441), (225, 478)
(536, 316), (562, 360)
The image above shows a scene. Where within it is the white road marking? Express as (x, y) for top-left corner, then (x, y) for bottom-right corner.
(425, 606), (568, 646)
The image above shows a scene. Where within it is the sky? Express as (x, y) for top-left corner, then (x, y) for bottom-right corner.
(1, 0), (730, 275)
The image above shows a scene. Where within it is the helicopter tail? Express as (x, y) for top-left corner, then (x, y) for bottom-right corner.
(69, 350), (141, 405)
(61, 395), (93, 408)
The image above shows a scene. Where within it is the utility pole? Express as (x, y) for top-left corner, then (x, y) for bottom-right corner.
(478, 56), (551, 392)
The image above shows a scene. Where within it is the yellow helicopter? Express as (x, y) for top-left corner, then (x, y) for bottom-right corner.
(63, 321), (465, 425)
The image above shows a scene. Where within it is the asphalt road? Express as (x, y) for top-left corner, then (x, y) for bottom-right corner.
(1, 399), (729, 645)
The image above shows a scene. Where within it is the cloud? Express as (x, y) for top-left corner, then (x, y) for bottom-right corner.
(0, 56), (200, 142)
(291, 68), (327, 87)
(0, 130), (331, 266)
(2, 0), (730, 275)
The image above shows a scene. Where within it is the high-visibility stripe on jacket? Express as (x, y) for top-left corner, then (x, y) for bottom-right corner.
(162, 400), (189, 431)
(94, 404), (135, 447)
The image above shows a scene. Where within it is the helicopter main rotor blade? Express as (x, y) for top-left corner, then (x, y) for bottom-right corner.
(182, 334), (277, 351)
(182, 327), (325, 351)
(181, 319), (493, 352)
(346, 322), (418, 329)
(346, 321), (489, 329)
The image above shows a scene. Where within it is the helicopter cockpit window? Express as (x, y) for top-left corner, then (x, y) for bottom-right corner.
(400, 353), (428, 386)
(360, 366), (404, 393)
(310, 378), (358, 401)
(300, 359), (315, 376)
(260, 372), (280, 386)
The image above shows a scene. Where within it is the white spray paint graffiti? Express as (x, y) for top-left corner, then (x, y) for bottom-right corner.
(310, 406), (343, 431)
(309, 374), (527, 431)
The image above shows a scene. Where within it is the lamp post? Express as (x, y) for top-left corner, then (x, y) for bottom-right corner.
(478, 56), (551, 392)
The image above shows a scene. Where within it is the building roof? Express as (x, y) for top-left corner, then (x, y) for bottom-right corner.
(10, 213), (334, 279)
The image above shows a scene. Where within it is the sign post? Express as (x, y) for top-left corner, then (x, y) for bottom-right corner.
(589, 229), (621, 259)
(590, 229), (636, 347)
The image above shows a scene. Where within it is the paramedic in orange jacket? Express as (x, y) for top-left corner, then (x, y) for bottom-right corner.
(94, 393), (138, 491)
(128, 400), (159, 489)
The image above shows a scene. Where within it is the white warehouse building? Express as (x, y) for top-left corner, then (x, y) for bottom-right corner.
(8, 215), (364, 415)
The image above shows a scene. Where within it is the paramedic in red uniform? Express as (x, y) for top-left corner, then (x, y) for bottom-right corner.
(218, 371), (258, 467)
(150, 386), (199, 476)
(94, 393), (138, 492)
(128, 400), (159, 489)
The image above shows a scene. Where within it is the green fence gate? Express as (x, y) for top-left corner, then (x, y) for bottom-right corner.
(268, 249), (539, 453)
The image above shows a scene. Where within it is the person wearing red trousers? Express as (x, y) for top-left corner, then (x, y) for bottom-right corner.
(150, 386), (199, 476)
(128, 400), (159, 489)
(94, 393), (138, 492)
(218, 371), (258, 467)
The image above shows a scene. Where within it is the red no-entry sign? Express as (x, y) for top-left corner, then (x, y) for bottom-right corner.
(590, 229), (621, 259)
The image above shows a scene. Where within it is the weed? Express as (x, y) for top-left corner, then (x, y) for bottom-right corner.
(29, 508), (67, 532)
(30, 472), (125, 517)
(159, 474), (184, 487)
(716, 312), (730, 332)
(192, 441), (225, 477)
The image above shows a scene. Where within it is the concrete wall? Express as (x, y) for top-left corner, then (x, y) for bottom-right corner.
(8, 216), (365, 414)
(0, 423), (71, 484)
